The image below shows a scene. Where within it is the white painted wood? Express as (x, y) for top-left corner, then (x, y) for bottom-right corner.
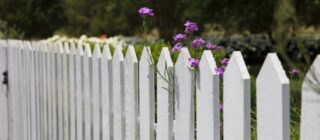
(124, 45), (139, 140)
(256, 53), (290, 140)
(75, 42), (84, 140)
(30, 46), (37, 140)
(69, 42), (77, 140)
(25, 43), (32, 140)
(139, 47), (155, 140)
(46, 43), (53, 140)
(0, 42), (8, 140)
(57, 43), (64, 140)
(223, 51), (250, 140)
(83, 44), (92, 140)
(174, 48), (195, 140)
(156, 47), (174, 140)
(63, 43), (70, 140)
(113, 47), (125, 140)
(42, 45), (49, 140)
(196, 51), (220, 140)
(101, 45), (112, 140)
(91, 44), (101, 140)
(300, 55), (320, 140)
(51, 43), (59, 140)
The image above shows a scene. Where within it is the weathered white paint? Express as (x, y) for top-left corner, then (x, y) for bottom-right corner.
(92, 44), (101, 140)
(139, 47), (155, 140)
(75, 42), (84, 140)
(101, 45), (112, 140)
(174, 48), (195, 140)
(51, 43), (59, 140)
(256, 53), (290, 140)
(124, 45), (139, 140)
(83, 44), (92, 140)
(196, 51), (220, 140)
(62, 43), (70, 140)
(69, 43), (77, 140)
(223, 52), (250, 140)
(113, 47), (125, 140)
(57, 43), (64, 140)
(156, 47), (174, 140)
(300, 55), (320, 140)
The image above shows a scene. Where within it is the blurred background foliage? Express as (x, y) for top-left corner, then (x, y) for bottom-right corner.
(0, 0), (320, 65)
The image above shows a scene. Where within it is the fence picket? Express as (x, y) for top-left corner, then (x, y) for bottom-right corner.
(63, 43), (70, 140)
(92, 44), (101, 140)
(57, 44), (64, 140)
(46, 43), (53, 140)
(196, 51), (220, 140)
(139, 47), (155, 140)
(101, 45), (112, 140)
(156, 47), (174, 140)
(52, 43), (59, 140)
(223, 52), (250, 140)
(256, 53), (290, 140)
(75, 43), (84, 140)
(174, 48), (195, 140)
(0, 41), (8, 140)
(112, 47), (125, 140)
(300, 55), (320, 140)
(69, 43), (77, 140)
(83, 44), (92, 140)
(124, 45), (139, 140)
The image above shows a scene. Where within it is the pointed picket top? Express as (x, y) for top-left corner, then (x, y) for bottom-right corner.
(225, 51), (250, 79)
(69, 42), (77, 55)
(64, 42), (70, 54)
(140, 47), (153, 65)
(256, 53), (290, 140)
(84, 43), (92, 57)
(300, 55), (320, 140)
(58, 42), (64, 54)
(157, 47), (173, 69)
(199, 50), (217, 75)
(76, 42), (84, 55)
(176, 48), (192, 69)
(257, 53), (289, 84)
(92, 44), (102, 58)
(125, 45), (138, 63)
(113, 47), (124, 61)
(102, 45), (112, 60)
(223, 51), (250, 140)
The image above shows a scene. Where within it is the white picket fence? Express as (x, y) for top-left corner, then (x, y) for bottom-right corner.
(0, 39), (319, 140)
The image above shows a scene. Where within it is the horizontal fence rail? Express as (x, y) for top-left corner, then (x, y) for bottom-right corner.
(0, 39), (319, 140)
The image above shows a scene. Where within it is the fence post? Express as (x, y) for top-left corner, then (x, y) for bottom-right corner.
(174, 48), (195, 140)
(101, 45), (112, 140)
(300, 55), (320, 140)
(92, 44), (101, 140)
(256, 53), (290, 140)
(75, 42), (84, 140)
(223, 51), (250, 140)
(139, 47), (155, 140)
(196, 51), (220, 140)
(0, 40), (9, 140)
(83, 44), (92, 140)
(69, 42), (77, 140)
(124, 45), (139, 140)
(156, 47), (174, 140)
(112, 47), (125, 140)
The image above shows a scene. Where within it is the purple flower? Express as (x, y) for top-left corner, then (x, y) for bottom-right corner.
(184, 20), (199, 33)
(220, 104), (224, 111)
(206, 44), (222, 50)
(138, 7), (154, 17)
(171, 43), (183, 52)
(289, 68), (300, 76)
(173, 33), (187, 42)
(215, 67), (225, 77)
(188, 58), (200, 68)
(191, 38), (205, 48)
(220, 58), (229, 67)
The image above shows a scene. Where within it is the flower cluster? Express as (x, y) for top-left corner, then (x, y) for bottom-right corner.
(171, 20), (223, 68)
(289, 68), (300, 77)
(214, 58), (229, 77)
(138, 7), (154, 17)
